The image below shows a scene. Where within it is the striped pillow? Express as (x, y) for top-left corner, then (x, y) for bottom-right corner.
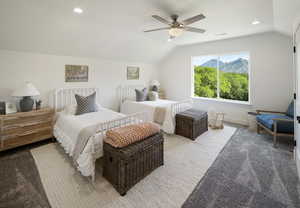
(75, 92), (97, 115)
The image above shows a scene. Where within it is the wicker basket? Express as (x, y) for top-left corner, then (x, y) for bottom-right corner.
(175, 109), (208, 140)
(103, 132), (164, 196)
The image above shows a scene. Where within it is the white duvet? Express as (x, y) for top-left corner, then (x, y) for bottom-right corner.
(120, 99), (177, 134)
(53, 108), (124, 177)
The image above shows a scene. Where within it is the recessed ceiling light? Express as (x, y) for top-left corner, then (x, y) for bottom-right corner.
(73, 7), (83, 14)
(252, 20), (261, 25)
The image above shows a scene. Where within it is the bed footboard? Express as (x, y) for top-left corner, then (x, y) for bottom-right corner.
(96, 112), (148, 136)
(171, 99), (193, 117)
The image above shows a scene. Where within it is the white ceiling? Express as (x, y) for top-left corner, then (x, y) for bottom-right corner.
(0, 0), (298, 63)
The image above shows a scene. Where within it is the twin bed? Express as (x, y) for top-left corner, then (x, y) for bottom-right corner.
(52, 86), (192, 179)
(119, 85), (192, 134)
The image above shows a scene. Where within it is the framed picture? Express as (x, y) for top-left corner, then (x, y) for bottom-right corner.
(5, 102), (17, 114)
(65, 65), (89, 82)
(127, 66), (140, 80)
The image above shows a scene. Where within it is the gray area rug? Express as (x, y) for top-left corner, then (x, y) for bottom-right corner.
(182, 128), (300, 208)
(0, 150), (50, 208)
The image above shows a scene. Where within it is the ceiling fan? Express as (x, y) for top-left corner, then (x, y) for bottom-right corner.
(144, 14), (206, 40)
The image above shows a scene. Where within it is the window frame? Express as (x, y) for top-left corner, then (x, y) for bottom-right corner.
(191, 51), (252, 105)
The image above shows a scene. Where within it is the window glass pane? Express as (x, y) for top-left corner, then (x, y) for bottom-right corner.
(193, 56), (218, 98)
(219, 53), (249, 101)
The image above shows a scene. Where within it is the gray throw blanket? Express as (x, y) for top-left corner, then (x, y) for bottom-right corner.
(72, 124), (100, 164)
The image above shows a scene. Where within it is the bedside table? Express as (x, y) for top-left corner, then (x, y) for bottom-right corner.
(0, 108), (54, 152)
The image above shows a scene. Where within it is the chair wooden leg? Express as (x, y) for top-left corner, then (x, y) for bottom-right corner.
(257, 123), (260, 134)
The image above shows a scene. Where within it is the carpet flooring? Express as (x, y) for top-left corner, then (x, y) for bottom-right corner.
(30, 126), (236, 208)
(182, 128), (299, 208)
(0, 150), (51, 208)
(0, 126), (299, 208)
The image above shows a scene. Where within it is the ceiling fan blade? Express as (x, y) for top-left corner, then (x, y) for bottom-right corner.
(152, 15), (172, 25)
(184, 26), (206, 33)
(144, 27), (171, 32)
(182, 14), (205, 25)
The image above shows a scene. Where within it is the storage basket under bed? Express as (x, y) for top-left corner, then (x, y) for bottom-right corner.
(103, 132), (164, 196)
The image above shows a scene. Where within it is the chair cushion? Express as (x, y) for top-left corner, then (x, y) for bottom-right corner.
(286, 100), (294, 118)
(256, 114), (294, 134)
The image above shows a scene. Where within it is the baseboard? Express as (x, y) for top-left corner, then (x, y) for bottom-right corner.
(224, 116), (248, 126)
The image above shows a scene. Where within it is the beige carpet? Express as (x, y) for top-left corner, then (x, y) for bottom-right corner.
(31, 126), (236, 208)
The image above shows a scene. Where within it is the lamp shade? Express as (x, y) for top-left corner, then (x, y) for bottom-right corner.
(150, 80), (160, 86)
(12, 82), (40, 97)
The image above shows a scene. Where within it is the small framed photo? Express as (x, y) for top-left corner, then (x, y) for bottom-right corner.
(127, 66), (140, 80)
(65, 65), (89, 82)
(5, 102), (17, 114)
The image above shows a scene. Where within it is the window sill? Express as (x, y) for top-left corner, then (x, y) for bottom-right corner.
(191, 96), (252, 106)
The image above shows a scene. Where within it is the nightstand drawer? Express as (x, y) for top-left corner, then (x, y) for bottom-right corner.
(1, 121), (52, 136)
(2, 112), (53, 127)
(0, 108), (54, 152)
(1, 128), (52, 149)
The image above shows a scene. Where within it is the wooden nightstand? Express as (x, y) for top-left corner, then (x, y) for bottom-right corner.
(0, 108), (54, 152)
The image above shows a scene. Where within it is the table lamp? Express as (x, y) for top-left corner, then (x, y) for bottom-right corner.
(12, 82), (40, 112)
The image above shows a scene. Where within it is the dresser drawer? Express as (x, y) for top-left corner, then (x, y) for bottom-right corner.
(1, 128), (52, 149)
(2, 112), (53, 127)
(1, 120), (53, 136)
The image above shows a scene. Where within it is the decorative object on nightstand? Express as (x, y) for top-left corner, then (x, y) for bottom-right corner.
(150, 80), (160, 92)
(5, 102), (17, 114)
(12, 82), (40, 112)
(0, 102), (6, 115)
(0, 107), (54, 152)
(36, 100), (42, 110)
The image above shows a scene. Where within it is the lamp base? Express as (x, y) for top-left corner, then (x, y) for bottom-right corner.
(20, 96), (34, 112)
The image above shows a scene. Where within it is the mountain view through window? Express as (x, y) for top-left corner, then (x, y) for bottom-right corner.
(193, 53), (249, 102)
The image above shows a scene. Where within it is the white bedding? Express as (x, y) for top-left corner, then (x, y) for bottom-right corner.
(53, 108), (124, 177)
(120, 99), (177, 134)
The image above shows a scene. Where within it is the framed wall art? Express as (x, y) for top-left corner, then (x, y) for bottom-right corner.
(127, 66), (140, 80)
(65, 65), (89, 82)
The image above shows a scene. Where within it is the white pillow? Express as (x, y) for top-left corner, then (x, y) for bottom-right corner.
(63, 104), (102, 115)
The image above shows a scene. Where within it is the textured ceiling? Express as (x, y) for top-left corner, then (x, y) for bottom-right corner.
(0, 0), (298, 63)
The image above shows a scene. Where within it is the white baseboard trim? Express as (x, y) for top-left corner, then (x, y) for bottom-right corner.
(224, 116), (248, 126)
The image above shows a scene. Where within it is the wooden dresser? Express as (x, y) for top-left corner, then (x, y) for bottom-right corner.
(0, 108), (54, 152)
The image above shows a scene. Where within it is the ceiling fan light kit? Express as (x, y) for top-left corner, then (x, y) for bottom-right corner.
(169, 28), (184, 37)
(144, 14), (206, 40)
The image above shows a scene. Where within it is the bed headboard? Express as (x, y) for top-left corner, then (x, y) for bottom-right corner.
(53, 87), (100, 111)
(118, 85), (146, 104)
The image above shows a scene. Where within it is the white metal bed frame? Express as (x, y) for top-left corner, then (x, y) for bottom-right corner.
(118, 85), (193, 122)
(53, 87), (148, 180)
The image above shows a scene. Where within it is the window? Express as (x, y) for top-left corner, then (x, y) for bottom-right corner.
(192, 52), (250, 103)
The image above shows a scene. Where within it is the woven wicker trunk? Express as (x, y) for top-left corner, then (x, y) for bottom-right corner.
(175, 109), (208, 140)
(103, 132), (164, 196)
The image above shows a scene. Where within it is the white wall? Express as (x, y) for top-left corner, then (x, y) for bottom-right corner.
(0, 50), (158, 111)
(159, 32), (293, 125)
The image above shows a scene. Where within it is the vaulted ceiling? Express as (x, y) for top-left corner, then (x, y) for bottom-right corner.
(0, 0), (299, 64)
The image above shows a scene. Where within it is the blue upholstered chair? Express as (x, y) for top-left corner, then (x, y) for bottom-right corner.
(256, 101), (294, 148)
